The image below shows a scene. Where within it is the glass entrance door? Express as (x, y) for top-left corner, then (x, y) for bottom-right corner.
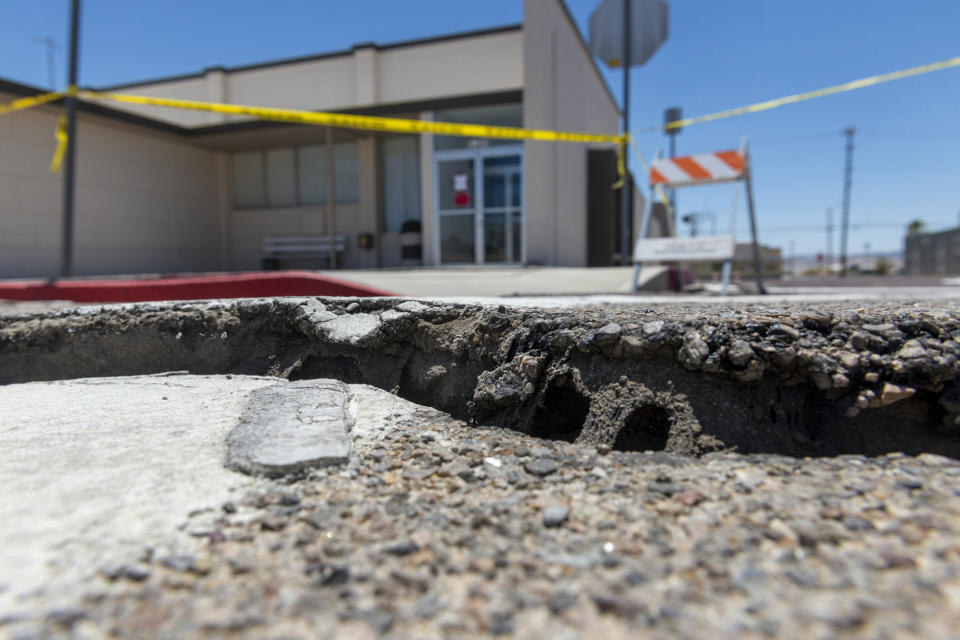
(435, 146), (523, 265)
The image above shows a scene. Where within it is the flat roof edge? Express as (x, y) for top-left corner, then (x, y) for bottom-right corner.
(94, 23), (523, 91)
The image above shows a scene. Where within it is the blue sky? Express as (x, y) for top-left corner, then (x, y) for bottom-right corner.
(2, 0), (958, 256)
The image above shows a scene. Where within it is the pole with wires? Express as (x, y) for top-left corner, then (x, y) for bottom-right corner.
(59, 0), (80, 279)
(839, 126), (855, 277)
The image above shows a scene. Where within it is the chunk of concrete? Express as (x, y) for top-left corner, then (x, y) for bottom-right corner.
(319, 313), (381, 344)
(226, 380), (351, 477)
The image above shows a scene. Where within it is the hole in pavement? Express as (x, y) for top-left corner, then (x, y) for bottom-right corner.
(2, 300), (959, 459)
(802, 391), (828, 442)
(528, 384), (589, 443)
(292, 355), (365, 385)
(613, 404), (672, 452)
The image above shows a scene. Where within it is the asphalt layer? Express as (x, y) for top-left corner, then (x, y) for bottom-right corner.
(1, 296), (960, 638)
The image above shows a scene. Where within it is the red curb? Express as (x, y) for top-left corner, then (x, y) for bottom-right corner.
(0, 271), (396, 303)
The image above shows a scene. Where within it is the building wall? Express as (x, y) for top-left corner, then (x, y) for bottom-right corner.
(905, 228), (960, 275)
(102, 29), (524, 128)
(523, 0), (621, 267)
(0, 93), (221, 278)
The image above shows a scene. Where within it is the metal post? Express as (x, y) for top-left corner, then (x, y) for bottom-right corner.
(618, 0), (632, 265)
(825, 206), (833, 275)
(629, 183), (654, 293)
(59, 0), (80, 279)
(325, 126), (337, 270)
(668, 132), (676, 221)
(839, 127), (855, 277)
(742, 142), (767, 294)
(720, 260), (732, 295)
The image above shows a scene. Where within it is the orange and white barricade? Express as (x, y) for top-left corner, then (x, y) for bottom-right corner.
(631, 139), (766, 295)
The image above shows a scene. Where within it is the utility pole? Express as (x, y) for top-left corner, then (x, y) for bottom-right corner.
(825, 206), (833, 275)
(59, 0), (80, 279)
(618, 0), (632, 265)
(839, 127), (855, 277)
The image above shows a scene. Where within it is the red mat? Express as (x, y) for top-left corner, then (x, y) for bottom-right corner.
(0, 271), (395, 303)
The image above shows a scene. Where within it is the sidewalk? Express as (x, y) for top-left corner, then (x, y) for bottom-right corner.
(311, 265), (667, 297)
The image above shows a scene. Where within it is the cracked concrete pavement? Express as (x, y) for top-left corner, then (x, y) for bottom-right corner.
(0, 374), (394, 627)
(2, 295), (960, 638)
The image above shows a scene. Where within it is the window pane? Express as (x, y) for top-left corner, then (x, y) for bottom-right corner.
(334, 142), (358, 204)
(437, 159), (474, 210)
(380, 137), (421, 233)
(297, 145), (327, 206)
(440, 214), (475, 263)
(232, 151), (264, 208)
(484, 212), (506, 263)
(510, 211), (522, 262)
(265, 148), (296, 207)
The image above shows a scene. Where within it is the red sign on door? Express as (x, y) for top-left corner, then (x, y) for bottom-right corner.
(453, 173), (470, 207)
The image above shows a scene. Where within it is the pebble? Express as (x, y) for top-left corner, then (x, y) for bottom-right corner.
(727, 339), (756, 367)
(524, 458), (560, 476)
(542, 505), (570, 527)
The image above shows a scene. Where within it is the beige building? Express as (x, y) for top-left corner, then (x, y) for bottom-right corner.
(0, 0), (651, 279)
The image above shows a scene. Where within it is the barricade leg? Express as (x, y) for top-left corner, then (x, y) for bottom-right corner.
(630, 192), (655, 293)
(720, 260), (732, 295)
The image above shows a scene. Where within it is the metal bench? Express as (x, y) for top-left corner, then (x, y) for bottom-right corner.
(261, 234), (347, 269)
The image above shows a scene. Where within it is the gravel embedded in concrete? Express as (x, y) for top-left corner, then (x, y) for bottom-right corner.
(12, 392), (955, 639)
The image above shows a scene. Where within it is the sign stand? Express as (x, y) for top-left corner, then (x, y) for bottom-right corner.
(630, 138), (767, 295)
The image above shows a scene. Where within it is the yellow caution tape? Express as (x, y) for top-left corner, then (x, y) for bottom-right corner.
(660, 54), (960, 132)
(0, 90), (64, 116)
(50, 113), (68, 172)
(79, 90), (624, 144)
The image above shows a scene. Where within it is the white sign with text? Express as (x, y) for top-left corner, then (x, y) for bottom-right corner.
(633, 235), (735, 262)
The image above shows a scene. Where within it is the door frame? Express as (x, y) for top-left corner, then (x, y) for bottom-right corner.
(433, 144), (525, 265)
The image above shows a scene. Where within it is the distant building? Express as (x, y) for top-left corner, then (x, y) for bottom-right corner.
(689, 243), (782, 280)
(0, 0), (656, 279)
(905, 227), (960, 275)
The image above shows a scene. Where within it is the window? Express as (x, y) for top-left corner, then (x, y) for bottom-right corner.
(231, 151), (265, 208)
(380, 136), (421, 233)
(232, 141), (359, 209)
(265, 149), (296, 207)
(297, 145), (326, 205)
(333, 142), (359, 205)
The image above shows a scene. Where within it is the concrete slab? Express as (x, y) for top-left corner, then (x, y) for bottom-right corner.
(0, 373), (438, 628)
(0, 374), (276, 619)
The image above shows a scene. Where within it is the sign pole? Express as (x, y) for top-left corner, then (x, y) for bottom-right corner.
(618, 0), (632, 265)
(742, 139), (767, 294)
(59, 0), (80, 279)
